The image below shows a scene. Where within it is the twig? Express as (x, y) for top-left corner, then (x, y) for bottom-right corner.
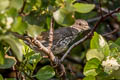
(61, 7), (120, 62)
(48, 18), (54, 50)
(87, 7), (117, 23)
(87, 12), (117, 23)
(11, 28), (66, 78)
(19, 0), (27, 15)
(33, 39), (55, 61)
(103, 22), (120, 37)
(98, 7), (120, 37)
(11, 32), (55, 61)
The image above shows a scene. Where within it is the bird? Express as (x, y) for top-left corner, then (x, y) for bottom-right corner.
(22, 19), (90, 54)
(35, 19), (90, 54)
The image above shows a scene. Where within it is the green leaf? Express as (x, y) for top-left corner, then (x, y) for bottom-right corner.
(0, 43), (4, 64)
(84, 69), (97, 76)
(53, 8), (75, 26)
(64, 0), (75, 12)
(73, 3), (95, 13)
(109, 41), (120, 51)
(117, 13), (120, 22)
(24, 51), (35, 58)
(90, 32), (100, 49)
(0, 74), (3, 80)
(4, 78), (16, 80)
(86, 49), (104, 61)
(0, 51), (4, 65)
(84, 58), (100, 76)
(115, 38), (120, 46)
(9, 0), (23, 10)
(11, 16), (28, 34)
(35, 0), (42, 8)
(46, 17), (51, 29)
(0, 58), (16, 69)
(6, 8), (18, 17)
(0, 0), (9, 11)
(29, 53), (42, 64)
(34, 65), (55, 80)
(0, 35), (23, 61)
(27, 24), (45, 37)
(90, 32), (110, 56)
(83, 76), (95, 80)
(110, 69), (120, 79)
(55, 0), (64, 4)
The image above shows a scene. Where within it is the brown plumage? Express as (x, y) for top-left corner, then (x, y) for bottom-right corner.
(35, 19), (90, 54)
(24, 19), (90, 54)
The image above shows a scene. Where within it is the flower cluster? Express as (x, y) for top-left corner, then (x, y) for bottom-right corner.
(6, 17), (13, 29)
(102, 56), (120, 74)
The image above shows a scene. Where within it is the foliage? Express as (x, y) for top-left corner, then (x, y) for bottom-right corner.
(0, 0), (120, 80)
(84, 32), (120, 80)
(34, 65), (55, 80)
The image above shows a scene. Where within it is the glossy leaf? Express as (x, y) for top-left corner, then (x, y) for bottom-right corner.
(115, 38), (120, 46)
(6, 8), (18, 17)
(0, 35), (23, 61)
(11, 17), (28, 34)
(86, 49), (104, 61)
(0, 74), (3, 80)
(83, 76), (95, 80)
(0, 52), (4, 64)
(9, 0), (23, 10)
(0, 43), (4, 64)
(27, 24), (45, 37)
(0, 58), (16, 69)
(90, 32), (100, 49)
(29, 53), (42, 64)
(109, 41), (120, 51)
(84, 58), (100, 76)
(90, 32), (110, 56)
(34, 65), (55, 80)
(73, 3), (95, 13)
(53, 8), (75, 26)
(64, 0), (74, 12)
(0, 0), (9, 11)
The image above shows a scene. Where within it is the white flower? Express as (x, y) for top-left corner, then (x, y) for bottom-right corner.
(6, 17), (13, 29)
(102, 56), (120, 74)
(99, 35), (106, 47)
(0, 10), (5, 14)
(6, 17), (13, 25)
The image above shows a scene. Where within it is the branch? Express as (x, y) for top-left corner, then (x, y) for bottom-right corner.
(96, 7), (120, 37)
(11, 32), (55, 61)
(87, 13), (117, 23)
(11, 28), (66, 78)
(87, 6), (118, 23)
(61, 7), (120, 62)
(33, 39), (55, 61)
(103, 22), (120, 37)
(48, 18), (54, 50)
(19, 0), (27, 15)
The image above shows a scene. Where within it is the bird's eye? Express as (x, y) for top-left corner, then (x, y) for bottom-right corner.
(79, 23), (81, 25)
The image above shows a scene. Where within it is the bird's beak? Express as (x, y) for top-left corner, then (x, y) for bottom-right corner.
(85, 26), (91, 30)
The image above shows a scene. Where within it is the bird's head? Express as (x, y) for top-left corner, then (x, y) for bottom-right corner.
(71, 19), (90, 32)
